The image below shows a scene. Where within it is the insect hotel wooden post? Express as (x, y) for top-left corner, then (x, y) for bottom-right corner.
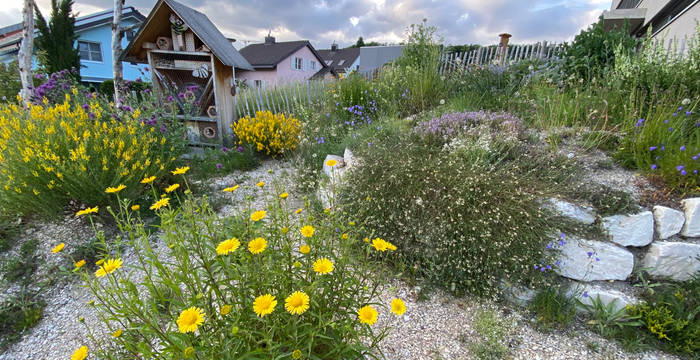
(122, 0), (253, 144)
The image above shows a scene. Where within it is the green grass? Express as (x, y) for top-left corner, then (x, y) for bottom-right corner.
(528, 285), (576, 331)
(1, 239), (39, 285)
(465, 309), (510, 359)
(0, 287), (45, 351)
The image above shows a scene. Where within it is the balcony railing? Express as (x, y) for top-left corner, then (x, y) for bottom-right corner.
(617, 0), (642, 9)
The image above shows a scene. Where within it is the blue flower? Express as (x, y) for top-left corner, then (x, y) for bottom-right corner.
(649, 146), (657, 151)
(681, 170), (687, 176)
(583, 291), (588, 298)
(587, 251), (593, 258)
(676, 164), (685, 171)
(651, 164), (658, 170)
(681, 145), (686, 151)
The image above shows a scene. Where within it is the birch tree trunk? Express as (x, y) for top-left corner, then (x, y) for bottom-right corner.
(112, 0), (124, 104)
(18, 0), (34, 104)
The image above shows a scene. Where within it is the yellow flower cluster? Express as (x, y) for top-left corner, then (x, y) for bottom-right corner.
(231, 110), (301, 156)
(0, 99), (174, 213)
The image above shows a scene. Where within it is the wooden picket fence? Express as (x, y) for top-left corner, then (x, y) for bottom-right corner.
(233, 80), (330, 119)
(438, 41), (565, 74)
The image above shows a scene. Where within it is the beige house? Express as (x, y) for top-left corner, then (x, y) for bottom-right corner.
(603, 0), (699, 41)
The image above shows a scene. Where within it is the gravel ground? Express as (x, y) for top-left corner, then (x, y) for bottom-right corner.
(376, 281), (681, 360)
(0, 159), (686, 360)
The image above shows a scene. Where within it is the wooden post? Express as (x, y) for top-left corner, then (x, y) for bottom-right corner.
(112, 0), (125, 104)
(18, 0), (34, 104)
(498, 33), (511, 65)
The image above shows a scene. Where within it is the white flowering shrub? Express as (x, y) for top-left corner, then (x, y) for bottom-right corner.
(340, 128), (558, 296)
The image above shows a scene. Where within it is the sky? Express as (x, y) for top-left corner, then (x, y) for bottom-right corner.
(0, 0), (611, 49)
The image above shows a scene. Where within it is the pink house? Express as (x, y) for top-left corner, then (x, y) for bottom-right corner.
(236, 36), (328, 88)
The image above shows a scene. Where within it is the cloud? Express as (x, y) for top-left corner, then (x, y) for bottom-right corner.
(0, 0), (608, 48)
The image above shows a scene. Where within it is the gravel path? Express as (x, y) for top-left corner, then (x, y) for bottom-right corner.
(0, 159), (685, 360)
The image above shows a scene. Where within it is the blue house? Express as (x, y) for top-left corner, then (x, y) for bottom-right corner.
(0, 6), (150, 84)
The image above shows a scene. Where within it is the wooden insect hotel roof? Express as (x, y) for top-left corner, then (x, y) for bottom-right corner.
(122, 0), (253, 144)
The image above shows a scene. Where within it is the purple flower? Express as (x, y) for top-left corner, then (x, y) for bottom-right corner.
(686, 111), (691, 116)
(583, 291), (588, 298)
(664, 119), (669, 124)
(635, 118), (644, 127)
(651, 164), (658, 170)
(649, 146), (657, 151)
(676, 164), (685, 171)
(167, 95), (174, 102)
(546, 243), (552, 249)
(144, 88), (151, 94)
(377, 126), (381, 130)
(81, 104), (90, 110)
(693, 155), (698, 161)
(159, 124), (166, 133)
(668, 127), (674, 131)
(694, 170), (698, 174)
(587, 251), (593, 258)
(216, 163), (223, 170)
(681, 170), (687, 176)
(681, 145), (686, 151)
(595, 257), (600, 262)
(178, 93), (185, 99)
(673, 112), (677, 117)
(678, 106), (683, 111)
(237, 146), (244, 153)
(555, 260), (561, 266)
(221, 146), (229, 152)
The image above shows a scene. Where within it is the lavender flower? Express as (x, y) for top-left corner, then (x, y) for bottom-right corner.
(216, 163), (223, 170)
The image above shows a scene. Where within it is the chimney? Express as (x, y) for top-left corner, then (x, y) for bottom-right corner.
(264, 31), (275, 45)
(331, 42), (338, 52)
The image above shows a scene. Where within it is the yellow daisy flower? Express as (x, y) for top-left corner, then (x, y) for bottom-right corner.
(391, 298), (406, 316)
(292, 349), (302, 359)
(256, 181), (265, 187)
(131, 204), (140, 211)
(95, 258), (123, 277)
(216, 238), (240, 255)
(141, 176), (156, 184)
(279, 192), (289, 199)
(295, 208), (303, 214)
(74, 259), (86, 269)
(172, 166), (190, 175)
(165, 183), (180, 193)
(342, 233), (349, 240)
(299, 245), (310, 254)
(223, 185), (239, 192)
(250, 210), (267, 222)
(248, 237), (267, 254)
(75, 206), (98, 216)
(105, 184), (126, 193)
(313, 258), (334, 274)
(71, 345), (88, 360)
(112, 329), (122, 338)
(51, 243), (65, 253)
(357, 305), (378, 325)
(285, 291), (310, 315)
(220, 305), (231, 315)
(325, 159), (338, 167)
(371, 238), (397, 252)
(184, 346), (195, 358)
(177, 306), (205, 333)
(253, 294), (277, 317)
(300, 225), (315, 238)
(150, 197), (170, 210)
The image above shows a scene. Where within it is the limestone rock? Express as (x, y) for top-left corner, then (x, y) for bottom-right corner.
(653, 206), (685, 239)
(602, 211), (653, 247)
(641, 241), (700, 281)
(322, 154), (345, 179)
(680, 198), (700, 237)
(567, 283), (639, 314)
(543, 198), (596, 224)
(500, 281), (536, 306)
(556, 237), (634, 281)
(343, 148), (355, 170)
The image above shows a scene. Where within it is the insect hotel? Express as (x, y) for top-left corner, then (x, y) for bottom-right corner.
(122, 0), (253, 143)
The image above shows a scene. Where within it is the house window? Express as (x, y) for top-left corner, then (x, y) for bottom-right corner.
(78, 41), (103, 62)
(254, 80), (264, 88)
(325, 60), (332, 66)
(338, 59), (345, 66)
(294, 57), (303, 70)
(310, 61), (316, 70)
(126, 29), (135, 41)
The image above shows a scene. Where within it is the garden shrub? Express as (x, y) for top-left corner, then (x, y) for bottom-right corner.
(340, 116), (556, 296)
(616, 100), (699, 196)
(0, 288), (45, 351)
(62, 173), (400, 359)
(0, 94), (181, 217)
(232, 110), (301, 156)
(562, 18), (637, 80)
(626, 278), (700, 355)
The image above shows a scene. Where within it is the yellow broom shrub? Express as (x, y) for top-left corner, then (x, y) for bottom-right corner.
(232, 110), (301, 156)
